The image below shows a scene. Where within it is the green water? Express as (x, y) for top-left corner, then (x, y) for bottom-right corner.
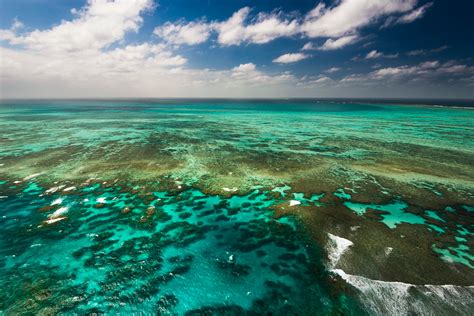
(0, 99), (473, 314)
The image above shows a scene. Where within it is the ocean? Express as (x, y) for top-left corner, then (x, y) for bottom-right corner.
(0, 99), (473, 315)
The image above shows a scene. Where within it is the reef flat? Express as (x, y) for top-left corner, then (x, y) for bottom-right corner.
(0, 99), (473, 315)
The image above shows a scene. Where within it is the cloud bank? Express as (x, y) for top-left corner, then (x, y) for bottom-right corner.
(0, 0), (472, 98)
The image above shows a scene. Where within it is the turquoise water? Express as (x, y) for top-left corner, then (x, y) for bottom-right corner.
(0, 180), (356, 314)
(0, 99), (473, 314)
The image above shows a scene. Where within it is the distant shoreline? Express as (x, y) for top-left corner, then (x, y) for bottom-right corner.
(0, 98), (473, 108)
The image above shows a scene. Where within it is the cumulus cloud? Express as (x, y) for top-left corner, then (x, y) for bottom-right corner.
(232, 63), (257, 73)
(383, 2), (433, 27)
(273, 53), (309, 64)
(0, 0), (298, 99)
(1, 0), (154, 52)
(0, 0), (198, 97)
(319, 35), (359, 50)
(214, 7), (299, 46)
(153, 20), (212, 45)
(1, 0), (467, 98)
(154, 1), (424, 48)
(301, 0), (417, 38)
(229, 62), (297, 85)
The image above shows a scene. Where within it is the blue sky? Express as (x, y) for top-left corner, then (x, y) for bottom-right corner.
(0, 0), (473, 98)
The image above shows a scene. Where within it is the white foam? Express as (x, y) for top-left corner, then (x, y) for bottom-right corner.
(23, 172), (43, 181)
(326, 234), (474, 315)
(63, 186), (76, 192)
(51, 198), (63, 206)
(44, 217), (66, 225)
(49, 207), (68, 219)
(96, 197), (106, 203)
(46, 185), (65, 193)
(332, 269), (474, 315)
(289, 200), (301, 207)
(327, 233), (353, 268)
(0, 196), (7, 199)
(223, 187), (238, 192)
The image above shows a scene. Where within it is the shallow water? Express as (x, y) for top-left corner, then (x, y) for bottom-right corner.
(0, 99), (473, 314)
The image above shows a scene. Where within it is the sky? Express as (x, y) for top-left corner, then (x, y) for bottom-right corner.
(0, 0), (473, 99)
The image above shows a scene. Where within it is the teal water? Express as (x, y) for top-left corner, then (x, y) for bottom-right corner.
(0, 180), (354, 314)
(0, 99), (473, 314)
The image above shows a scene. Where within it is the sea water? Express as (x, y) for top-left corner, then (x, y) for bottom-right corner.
(0, 99), (473, 314)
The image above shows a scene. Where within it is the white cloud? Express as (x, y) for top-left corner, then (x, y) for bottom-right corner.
(214, 7), (299, 46)
(0, 18), (24, 42)
(297, 74), (335, 87)
(214, 7), (250, 46)
(301, 42), (316, 51)
(341, 60), (474, 84)
(154, 1), (424, 48)
(301, 0), (417, 38)
(1, 0), (470, 98)
(312, 75), (333, 84)
(154, 20), (212, 45)
(319, 35), (359, 50)
(0, 0), (197, 98)
(273, 53), (309, 64)
(11, 18), (24, 31)
(383, 2), (433, 27)
(366, 50), (383, 59)
(232, 63), (256, 73)
(365, 50), (399, 59)
(398, 2), (433, 23)
(1, 0), (154, 52)
(325, 67), (341, 73)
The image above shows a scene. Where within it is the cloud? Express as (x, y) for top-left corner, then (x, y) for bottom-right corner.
(407, 45), (448, 56)
(319, 35), (359, 50)
(1, 0), (154, 52)
(0, 18), (24, 42)
(154, 1), (424, 48)
(302, 36), (359, 52)
(1, 0), (469, 98)
(365, 50), (382, 59)
(341, 60), (474, 84)
(153, 20), (212, 45)
(301, 42), (316, 51)
(0, 0), (197, 98)
(365, 50), (399, 59)
(301, 0), (417, 38)
(214, 7), (299, 46)
(397, 2), (433, 23)
(325, 67), (342, 73)
(382, 2), (433, 28)
(297, 74), (335, 87)
(273, 53), (309, 64)
(229, 62), (297, 85)
(11, 18), (24, 31)
(232, 63), (256, 73)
